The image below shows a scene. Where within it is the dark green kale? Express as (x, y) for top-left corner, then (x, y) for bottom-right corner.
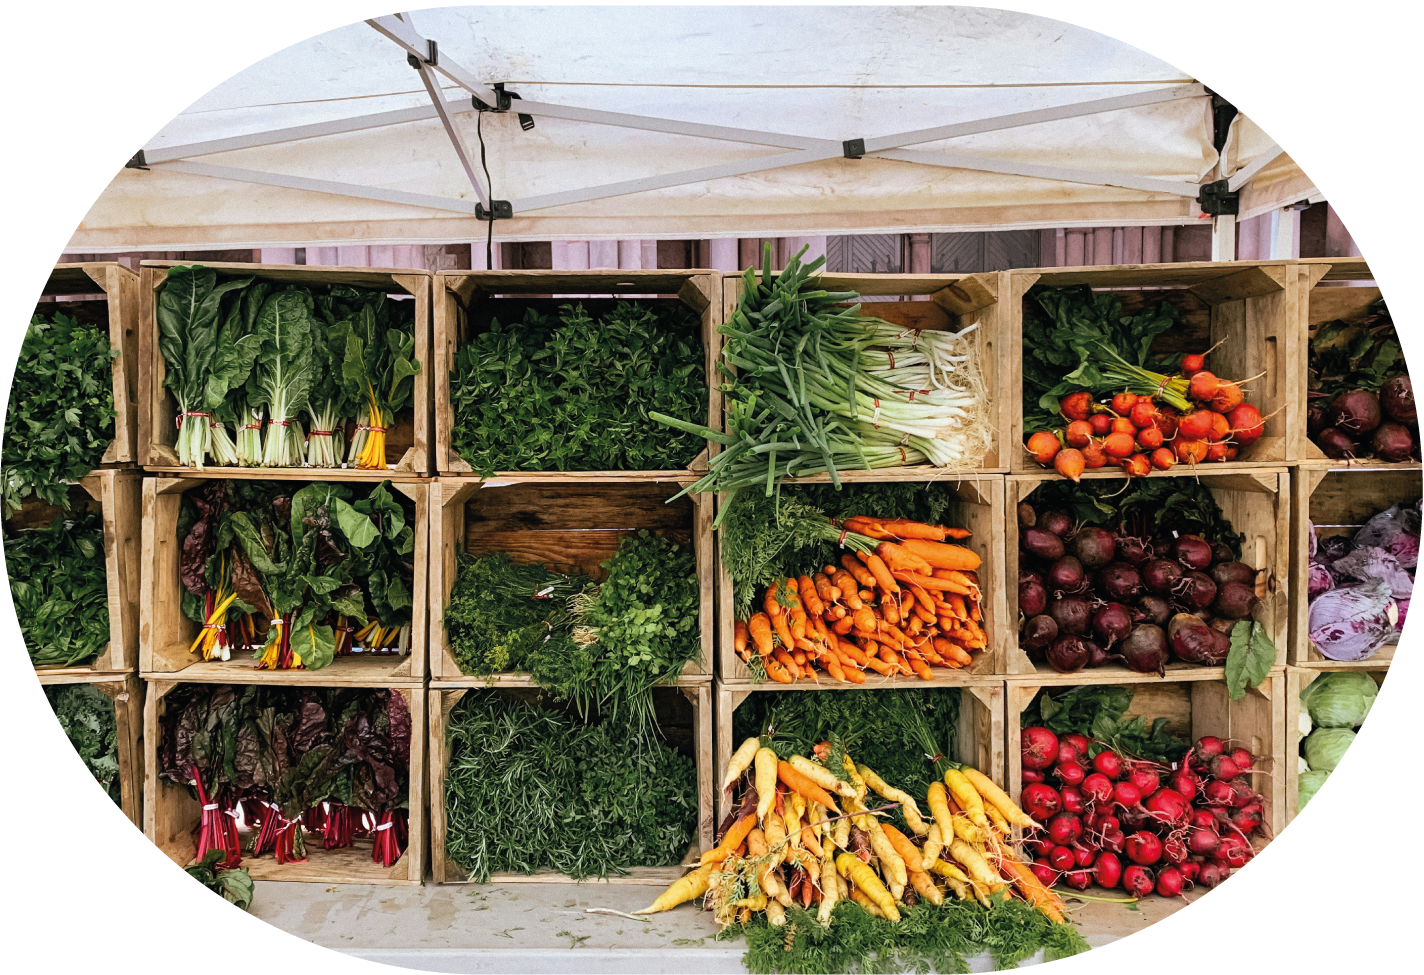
(45, 683), (121, 804)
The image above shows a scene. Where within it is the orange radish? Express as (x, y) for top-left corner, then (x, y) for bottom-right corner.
(1180, 353), (1206, 376)
(1124, 454), (1151, 478)
(1111, 392), (1138, 415)
(1128, 401), (1158, 429)
(1151, 447), (1176, 471)
(1089, 414), (1113, 437)
(1209, 411), (1230, 441)
(1175, 439), (1208, 464)
(1136, 426), (1164, 450)
(1210, 380), (1244, 413)
(1025, 431), (1061, 463)
(1081, 440), (1108, 469)
(1059, 391), (1093, 421)
(1064, 420), (1093, 448)
(1054, 448), (1085, 481)
(1206, 441), (1229, 462)
(1227, 403), (1266, 446)
(1188, 370), (1219, 402)
(1103, 431), (1136, 458)
(1110, 417), (1136, 435)
(1178, 410), (1213, 440)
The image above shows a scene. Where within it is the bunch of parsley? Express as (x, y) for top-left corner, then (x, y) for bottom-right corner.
(3, 312), (118, 515)
(448, 301), (708, 474)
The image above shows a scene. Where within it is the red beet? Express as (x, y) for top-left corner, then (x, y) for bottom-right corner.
(1055, 761), (1086, 787)
(1189, 810), (1218, 831)
(1145, 788), (1190, 826)
(1101, 563), (1143, 602)
(1372, 422), (1415, 463)
(1021, 783), (1062, 822)
(1113, 781), (1142, 807)
(1229, 747), (1254, 771)
(1193, 736), (1226, 763)
(1092, 602), (1134, 649)
(1047, 556), (1085, 591)
(1023, 614), (1058, 649)
(1019, 578), (1048, 617)
(1174, 535), (1214, 571)
(1116, 535), (1151, 565)
(1198, 860), (1228, 888)
(1122, 865), (1156, 898)
(1179, 860), (1201, 884)
(1072, 844), (1096, 868)
(1021, 767), (1045, 784)
(1128, 767), (1161, 799)
(1081, 772), (1114, 805)
(1230, 803), (1264, 835)
(1210, 562), (1256, 588)
(1187, 826), (1221, 856)
(1062, 733), (1090, 755)
(1073, 528), (1117, 568)
(1060, 785), (1086, 815)
(1119, 624), (1169, 676)
(1168, 613), (1222, 664)
(1156, 866), (1186, 897)
(1064, 869), (1093, 891)
(1208, 754), (1242, 781)
(1141, 558), (1184, 594)
(1125, 831), (1163, 866)
(1021, 727), (1060, 770)
(1317, 427), (1359, 460)
(1049, 595), (1092, 636)
(1177, 571), (1218, 611)
(1093, 852), (1123, 889)
(1216, 832), (1252, 868)
(1048, 845), (1076, 871)
(1041, 510), (1074, 537)
(1047, 634), (1091, 673)
(1096, 815), (1120, 834)
(1213, 581), (1258, 620)
(1163, 835), (1188, 865)
(1135, 594), (1172, 627)
(1023, 527), (1066, 561)
(1032, 858), (1058, 886)
(1202, 780), (1235, 807)
(1381, 375), (1416, 424)
(1082, 639), (1109, 669)
(1228, 780), (1259, 808)
(1331, 389), (1383, 435)
(1100, 828), (1126, 854)
(1092, 751), (1124, 781)
(1047, 813), (1083, 846)
(1056, 741), (1081, 765)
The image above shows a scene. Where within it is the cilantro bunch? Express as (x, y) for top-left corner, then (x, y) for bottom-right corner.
(3, 312), (118, 515)
(45, 683), (121, 804)
(6, 509), (110, 667)
(449, 301), (708, 474)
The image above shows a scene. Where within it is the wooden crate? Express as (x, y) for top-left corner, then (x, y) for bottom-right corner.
(1283, 663), (1387, 822)
(9, 470), (143, 676)
(1289, 465), (1419, 667)
(143, 677), (425, 885)
(137, 261), (432, 475)
(429, 475), (713, 680)
(38, 264), (142, 465)
(714, 678), (1004, 824)
(1004, 469), (1290, 677)
(1008, 260), (1304, 473)
(428, 677), (713, 884)
(720, 271), (1010, 475)
(1006, 669), (1287, 837)
(716, 474), (1006, 681)
(37, 671), (144, 827)
(433, 269), (721, 475)
(139, 474), (429, 682)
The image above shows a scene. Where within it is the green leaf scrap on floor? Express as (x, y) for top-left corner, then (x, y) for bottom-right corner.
(449, 301), (707, 474)
(9, 509), (110, 667)
(185, 849), (255, 911)
(2, 312), (118, 515)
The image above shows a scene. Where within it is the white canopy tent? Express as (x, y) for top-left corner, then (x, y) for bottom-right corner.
(68, 5), (1311, 253)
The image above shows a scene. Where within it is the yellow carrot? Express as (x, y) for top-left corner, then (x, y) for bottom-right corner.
(943, 768), (991, 830)
(722, 737), (760, 791)
(816, 852), (839, 925)
(633, 863), (714, 914)
(961, 766), (1040, 830)
(920, 821), (944, 872)
(836, 853), (900, 922)
(789, 755), (856, 799)
(948, 837), (1003, 891)
(755, 747), (779, 823)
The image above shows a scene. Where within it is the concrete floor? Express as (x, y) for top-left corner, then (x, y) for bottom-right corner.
(251, 879), (1190, 973)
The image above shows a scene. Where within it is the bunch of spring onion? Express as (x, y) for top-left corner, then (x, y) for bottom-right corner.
(653, 245), (989, 516)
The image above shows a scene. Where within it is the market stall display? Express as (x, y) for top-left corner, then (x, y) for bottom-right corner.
(38, 672), (144, 826)
(140, 475), (428, 680)
(139, 262), (430, 473)
(434, 269), (720, 475)
(1010, 263), (1301, 474)
(145, 680), (425, 884)
(1291, 466), (1421, 666)
(1010, 475), (1283, 686)
(716, 480), (1005, 682)
(1285, 667), (1386, 820)
(429, 683), (711, 884)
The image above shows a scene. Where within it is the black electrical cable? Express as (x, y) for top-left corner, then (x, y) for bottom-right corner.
(477, 110), (494, 270)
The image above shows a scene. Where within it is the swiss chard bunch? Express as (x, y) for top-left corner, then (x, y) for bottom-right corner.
(2, 312), (119, 514)
(6, 509), (109, 667)
(449, 300), (707, 474)
(1022, 686), (1188, 765)
(45, 683), (121, 804)
(1021, 285), (1179, 434)
(337, 292), (420, 470)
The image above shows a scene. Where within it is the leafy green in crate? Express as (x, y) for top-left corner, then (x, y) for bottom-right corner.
(449, 301), (708, 474)
(6, 509), (109, 667)
(2, 312), (118, 515)
(45, 682), (121, 804)
(1021, 686), (1188, 765)
(1309, 298), (1403, 396)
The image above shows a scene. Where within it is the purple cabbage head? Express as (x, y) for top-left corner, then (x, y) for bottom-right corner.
(1308, 577), (1397, 661)
(1307, 561), (1336, 601)
(1398, 598), (1411, 633)
(1353, 503), (1421, 569)
(1331, 547), (1416, 600)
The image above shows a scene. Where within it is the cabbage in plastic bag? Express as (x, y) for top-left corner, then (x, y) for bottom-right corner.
(1300, 671), (1378, 729)
(1298, 769), (1331, 810)
(1308, 561), (1335, 600)
(1331, 546), (1415, 599)
(1308, 577), (1397, 661)
(1303, 727), (1356, 772)
(1354, 503), (1421, 569)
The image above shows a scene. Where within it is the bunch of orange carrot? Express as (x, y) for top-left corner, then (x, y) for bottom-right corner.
(732, 517), (988, 683)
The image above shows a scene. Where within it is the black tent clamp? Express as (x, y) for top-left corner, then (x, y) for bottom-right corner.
(1197, 179), (1239, 217)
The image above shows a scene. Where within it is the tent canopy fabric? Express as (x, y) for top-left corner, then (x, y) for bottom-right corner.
(70, 5), (1309, 251)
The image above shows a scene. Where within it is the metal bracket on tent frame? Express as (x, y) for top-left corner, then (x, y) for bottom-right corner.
(125, 150), (148, 170)
(843, 139), (865, 159)
(473, 83), (535, 131)
(1197, 179), (1240, 216)
(475, 201), (513, 220)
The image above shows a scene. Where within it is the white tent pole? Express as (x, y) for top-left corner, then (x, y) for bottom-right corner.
(142, 104), (447, 164)
(366, 14), (499, 107)
(412, 61), (489, 206)
(1226, 143), (1284, 191)
(1211, 215), (1237, 261)
(150, 160), (483, 214)
(874, 148), (1201, 197)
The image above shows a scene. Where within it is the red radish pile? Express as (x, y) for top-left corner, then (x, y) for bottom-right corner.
(1026, 354), (1268, 481)
(1020, 727), (1268, 899)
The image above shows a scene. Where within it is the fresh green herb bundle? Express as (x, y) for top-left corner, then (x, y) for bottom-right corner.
(6, 509), (109, 667)
(1021, 686), (1188, 765)
(2, 312), (118, 514)
(720, 482), (956, 617)
(449, 301), (707, 474)
(1308, 297), (1403, 396)
(446, 532), (701, 730)
(1021, 284), (1179, 435)
(1030, 477), (1244, 559)
(727, 898), (1088, 975)
(45, 683), (121, 804)
(443, 690), (697, 882)
(732, 687), (960, 818)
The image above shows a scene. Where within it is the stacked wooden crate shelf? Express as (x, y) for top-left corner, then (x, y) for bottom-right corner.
(1283, 661), (1388, 823)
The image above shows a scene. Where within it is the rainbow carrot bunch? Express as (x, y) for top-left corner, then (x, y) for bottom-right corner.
(733, 517), (988, 683)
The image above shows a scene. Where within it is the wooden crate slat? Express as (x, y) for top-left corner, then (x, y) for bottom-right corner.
(1283, 664), (1387, 823)
(429, 679), (712, 884)
(137, 261), (432, 475)
(1004, 470), (1290, 677)
(139, 475), (428, 681)
(143, 678), (425, 885)
(38, 672), (144, 827)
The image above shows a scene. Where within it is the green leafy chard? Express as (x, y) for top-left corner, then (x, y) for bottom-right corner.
(247, 289), (316, 468)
